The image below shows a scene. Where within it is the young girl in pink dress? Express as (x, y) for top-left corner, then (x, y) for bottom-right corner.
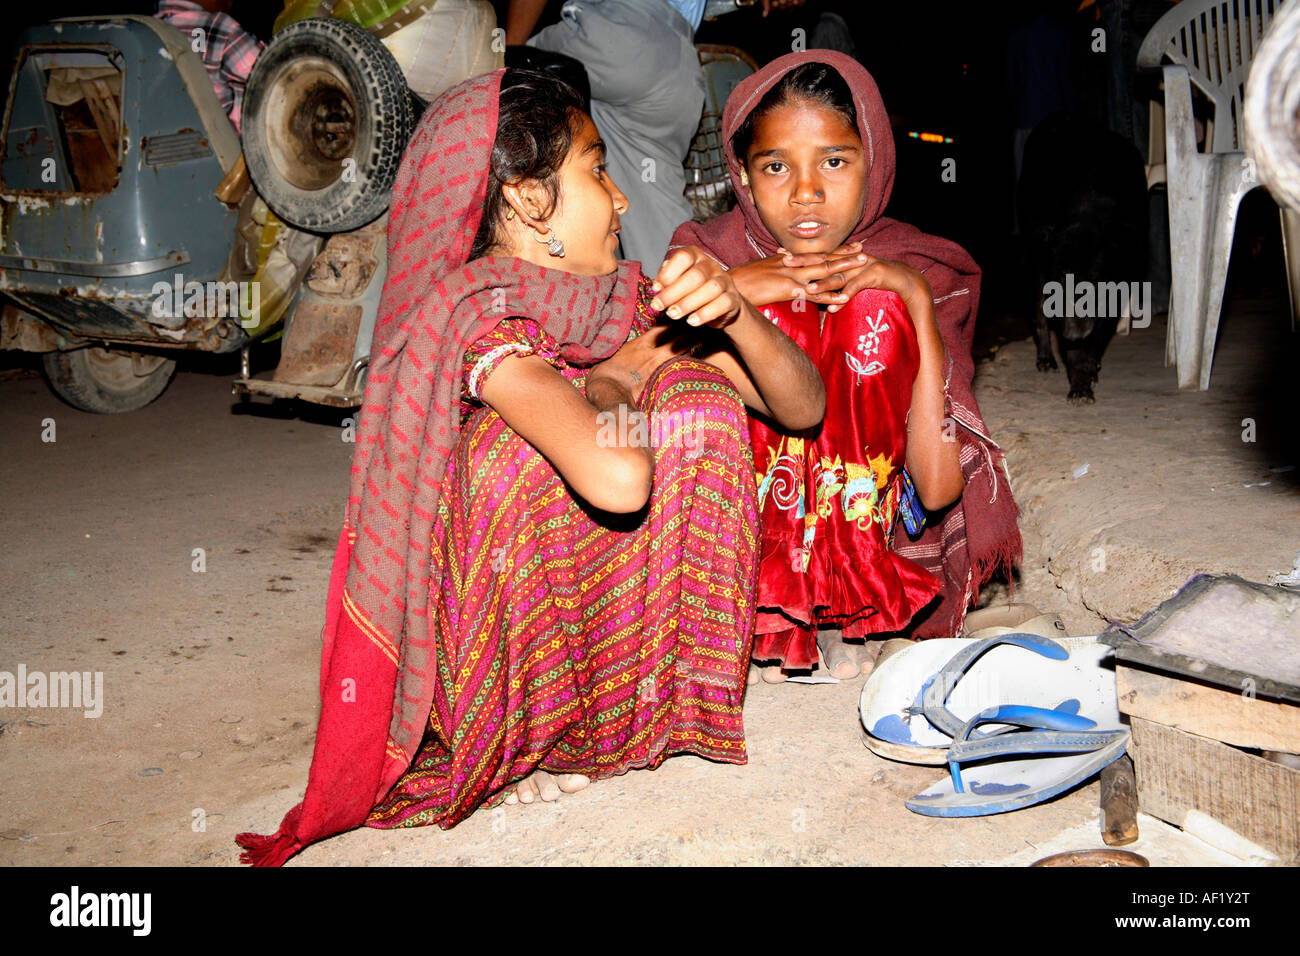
(671, 52), (1022, 683)
(238, 68), (825, 864)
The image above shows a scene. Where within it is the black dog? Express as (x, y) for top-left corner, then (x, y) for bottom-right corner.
(1018, 112), (1149, 402)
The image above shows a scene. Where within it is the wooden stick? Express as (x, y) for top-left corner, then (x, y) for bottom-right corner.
(1101, 753), (1140, 846)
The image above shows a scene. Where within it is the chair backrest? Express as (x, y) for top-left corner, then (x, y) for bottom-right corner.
(1137, 0), (1287, 152)
(684, 45), (757, 221)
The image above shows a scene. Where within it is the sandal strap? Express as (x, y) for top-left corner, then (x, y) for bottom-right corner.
(916, 634), (1069, 738)
(945, 704), (1124, 795)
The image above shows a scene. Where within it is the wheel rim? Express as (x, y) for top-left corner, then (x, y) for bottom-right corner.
(83, 348), (170, 392)
(264, 56), (358, 191)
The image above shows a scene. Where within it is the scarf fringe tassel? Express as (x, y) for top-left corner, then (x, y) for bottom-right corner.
(235, 803), (305, 867)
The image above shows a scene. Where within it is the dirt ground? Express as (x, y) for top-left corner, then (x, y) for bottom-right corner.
(0, 294), (1295, 867)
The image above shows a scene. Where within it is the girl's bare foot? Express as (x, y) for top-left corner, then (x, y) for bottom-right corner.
(503, 770), (591, 805)
(749, 660), (788, 683)
(816, 629), (859, 679)
(748, 637), (884, 684)
(850, 639), (885, 677)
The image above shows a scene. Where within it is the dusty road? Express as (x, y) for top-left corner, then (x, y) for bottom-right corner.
(0, 297), (1293, 866)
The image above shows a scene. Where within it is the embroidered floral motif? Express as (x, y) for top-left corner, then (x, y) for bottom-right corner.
(812, 456), (845, 520)
(757, 433), (912, 573)
(839, 451), (900, 529)
(844, 307), (890, 383)
(841, 461), (878, 526)
(756, 436), (806, 518)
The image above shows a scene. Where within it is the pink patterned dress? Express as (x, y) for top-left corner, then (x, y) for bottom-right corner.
(367, 279), (760, 829)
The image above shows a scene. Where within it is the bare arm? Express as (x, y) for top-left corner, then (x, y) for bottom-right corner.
(652, 247), (825, 430)
(505, 0), (548, 45)
(904, 295), (964, 511)
(478, 354), (654, 513)
(691, 304), (824, 428)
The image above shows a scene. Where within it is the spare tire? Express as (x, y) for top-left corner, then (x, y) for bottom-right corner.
(243, 18), (414, 233)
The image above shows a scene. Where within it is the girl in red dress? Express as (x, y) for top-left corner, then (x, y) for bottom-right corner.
(671, 52), (1022, 682)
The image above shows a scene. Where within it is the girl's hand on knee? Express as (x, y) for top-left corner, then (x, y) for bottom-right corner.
(587, 325), (690, 404)
(651, 247), (750, 330)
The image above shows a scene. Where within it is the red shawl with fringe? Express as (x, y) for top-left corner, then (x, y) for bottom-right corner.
(671, 50), (1020, 638)
(237, 70), (641, 865)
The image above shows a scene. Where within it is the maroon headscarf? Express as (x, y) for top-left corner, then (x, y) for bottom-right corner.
(672, 50), (1021, 639)
(238, 70), (641, 865)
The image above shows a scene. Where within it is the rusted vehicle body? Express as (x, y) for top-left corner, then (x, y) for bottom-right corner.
(1, 15), (246, 411)
(2, 11), (754, 415)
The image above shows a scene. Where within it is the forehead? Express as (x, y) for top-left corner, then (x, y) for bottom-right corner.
(747, 99), (861, 154)
(568, 111), (601, 148)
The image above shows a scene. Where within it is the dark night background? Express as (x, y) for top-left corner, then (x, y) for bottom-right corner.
(1, 0), (1289, 357)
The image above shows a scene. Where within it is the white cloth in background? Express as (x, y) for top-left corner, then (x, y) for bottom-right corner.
(382, 0), (504, 102)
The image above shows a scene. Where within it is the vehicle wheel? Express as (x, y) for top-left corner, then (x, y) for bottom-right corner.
(243, 18), (414, 234)
(43, 348), (177, 414)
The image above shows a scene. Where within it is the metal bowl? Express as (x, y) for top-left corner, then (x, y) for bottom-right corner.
(1031, 849), (1150, 867)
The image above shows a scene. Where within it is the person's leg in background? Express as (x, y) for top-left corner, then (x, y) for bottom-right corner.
(529, 0), (704, 270)
(1101, 0), (1171, 315)
(1130, 0), (1171, 314)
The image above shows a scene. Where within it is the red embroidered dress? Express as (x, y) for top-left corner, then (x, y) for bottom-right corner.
(749, 289), (941, 670)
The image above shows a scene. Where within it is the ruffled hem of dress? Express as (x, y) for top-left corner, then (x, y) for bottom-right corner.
(817, 544), (941, 632)
(751, 542), (942, 668)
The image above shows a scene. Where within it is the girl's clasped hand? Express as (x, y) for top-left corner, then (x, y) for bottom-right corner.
(730, 240), (938, 318)
(780, 247), (935, 316)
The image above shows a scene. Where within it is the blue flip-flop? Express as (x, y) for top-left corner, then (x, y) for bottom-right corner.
(860, 634), (1111, 764)
(904, 704), (1130, 816)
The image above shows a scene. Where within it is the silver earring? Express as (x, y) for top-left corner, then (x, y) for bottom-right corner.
(535, 227), (565, 258)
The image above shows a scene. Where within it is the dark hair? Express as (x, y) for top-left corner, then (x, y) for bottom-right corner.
(469, 70), (586, 261)
(731, 63), (859, 164)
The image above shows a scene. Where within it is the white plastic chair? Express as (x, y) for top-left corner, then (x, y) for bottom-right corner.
(1138, 0), (1296, 390)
